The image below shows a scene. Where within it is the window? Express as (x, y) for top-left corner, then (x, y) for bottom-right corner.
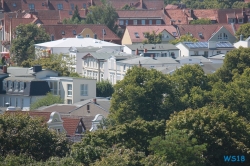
(119, 20), (124, 25)
(141, 20), (145, 25)
(86, 34), (90, 37)
(238, 18), (243, 23)
(156, 20), (161, 25)
(83, 3), (87, 9)
(149, 20), (152, 25)
(125, 20), (128, 25)
(217, 51), (221, 54)
(223, 33), (228, 39)
(218, 33), (228, 40)
(29, 4), (35, 10)
(73, 30), (76, 35)
(14, 82), (19, 92)
(8, 81), (13, 90)
(87, 105), (90, 110)
(163, 34), (169, 38)
(67, 99), (72, 104)
(13, 3), (16, 7)
(62, 31), (65, 35)
(67, 84), (72, 96)
(49, 82), (58, 95)
(172, 32), (177, 37)
(51, 35), (54, 41)
(171, 52), (175, 58)
(228, 18), (235, 23)
(189, 59), (192, 61)
(81, 84), (88, 96)
(194, 51), (198, 55)
(69, 11), (72, 15)
(70, 3), (74, 10)
(2, 81), (7, 91)
(204, 51), (208, 57)
(133, 20), (137, 25)
(123, 65), (126, 71)
(19, 82), (25, 91)
(134, 32), (139, 38)
(57, 4), (63, 10)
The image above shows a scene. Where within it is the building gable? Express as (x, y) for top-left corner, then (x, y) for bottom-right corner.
(209, 26), (236, 43)
(122, 28), (133, 45)
(80, 28), (95, 38)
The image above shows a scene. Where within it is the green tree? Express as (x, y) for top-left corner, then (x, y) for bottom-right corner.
(63, 5), (85, 24)
(166, 106), (250, 166)
(109, 66), (172, 124)
(85, 2), (119, 34)
(190, 18), (212, 25)
(0, 113), (69, 161)
(21, 54), (74, 76)
(30, 93), (63, 110)
(149, 130), (207, 166)
(214, 47), (250, 82)
(96, 80), (114, 97)
(142, 31), (162, 44)
(11, 24), (50, 66)
(121, 4), (136, 10)
(235, 23), (250, 40)
(72, 5), (81, 22)
(232, 1), (248, 9)
(169, 34), (198, 45)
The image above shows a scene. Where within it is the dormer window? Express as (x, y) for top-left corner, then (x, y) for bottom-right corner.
(57, 4), (63, 10)
(134, 32), (139, 38)
(73, 30), (76, 35)
(69, 11), (72, 15)
(218, 33), (228, 40)
(8, 81), (13, 90)
(238, 18), (243, 23)
(29, 4), (35, 10)
(13, 3), (16, 7)
(20, 82), (25, 91)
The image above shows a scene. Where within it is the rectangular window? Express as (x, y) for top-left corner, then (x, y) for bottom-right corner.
(141, 20), (145, 25)
(204, 51), (208, 57)
(83, 3), (87, 9)
(51, 35), (54, 41)
(194, 51), (198, 55)
(67, 84), (72, 96)
(8, 81), (12, 90)
(86, 34), (90, 37)
(13, 3), (16, 7)
(2, 81), (6, 91)
(133, 20), (137, 25)
(87, 105), (90, 110)
(81, 84), (88, 96)
(125, 20), (128, 25)
(70, 3), (74, 10)
(217, 51), (221, 54)
(156, 20), (161, 25)
(29, 4), (35, 10)
(67, 99), (72, 104)
(15, 98), (18, 107)
(119, 20), (124, 25)
(21, 98), (23, 109)
(57, 4), (63, 10)
(149, 20), (152, 25)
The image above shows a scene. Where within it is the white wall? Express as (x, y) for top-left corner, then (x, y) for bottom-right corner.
(178, 58), (201, 64)
(176, 44), (189, 57)
(234, 41), (250, 48)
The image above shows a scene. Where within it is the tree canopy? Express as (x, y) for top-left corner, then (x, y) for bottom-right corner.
(170, 34), (198, 45)
(0, 112), (69, 161)
(190, 18), (212, 25)
(21, 54), (74, 76)
(63, 5), (84, 24)
(235, 23), (250, 41)
(30, 93), (63, 110)
(96, 80), (114, 97)
(142, 31), (162, 44)
(10, 24), (50, 65)
(166, 106), (250, 166)
(109, 66), (172, 124)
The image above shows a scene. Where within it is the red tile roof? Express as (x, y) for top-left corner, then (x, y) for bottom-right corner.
(117, 9), (164, 18)
(3, 0), (22, 12)
(217, 9), (243, 23)
(164, 9), (191, 25)
(143, 0), (164, 10)
(165, 4), (179, 10)
(177, 24), (239, 42)
(126, 25), (177, 43)
(33, 10), (60, 19)
(193, 9), (218, 21)
(41, 24), (121, 42)
(11, 18), (36, 33)
(62, 117), (81, 136)
(21, 0), (49, 11)
(58, 10), (87, 20)
(29, 111), (52, 122)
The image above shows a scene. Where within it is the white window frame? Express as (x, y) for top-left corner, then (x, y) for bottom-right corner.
(141, 20), (145, 25)
(67, 99), (72, 104)
(149, 20), (152, 25)
(133, 20), (137, 25)
(156, 20), (161, 25)
(57, 3), (63, 10)
(119, 20), (124, 25)
(125, 20), (128, 25)
(81, 84), (88, 96)
(67, 84), (72, 96)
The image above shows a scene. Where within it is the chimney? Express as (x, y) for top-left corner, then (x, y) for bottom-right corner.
(240, 34), (243, 41)
(140, 0), (143, 9)
(144, 48), (147, 53)
(135, 48), (139, 55)
(93, 98), (96, 104)
(3, 65), (7, 73)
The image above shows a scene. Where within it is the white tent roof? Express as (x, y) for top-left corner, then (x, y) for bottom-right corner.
(35, 37), (121, 48)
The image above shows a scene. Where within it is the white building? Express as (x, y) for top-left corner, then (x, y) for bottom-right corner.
(34, 36), (124, 58)
(123, 43), (179, 58)
(234, 36), (250, 48)
(175, 56), (212, 64)
(176, 41), (235, 57)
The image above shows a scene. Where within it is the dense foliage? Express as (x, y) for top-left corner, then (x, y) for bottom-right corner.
(190, 18), (212, 25)
(142, 31), (162, 44)
(30, 93), (63, 110)
(10, 24), (50, 65)
(235, 23), (250, 41)
(96, 80), (114, 97)
(170, 34), (198, 45)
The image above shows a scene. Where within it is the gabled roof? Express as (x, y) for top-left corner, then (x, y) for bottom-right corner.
(82, 52), (115, 60)
(118, 56), (178, 65)
(41, 24), (120, 41)
(217, 9), (243, 23)
(21, 0), (49, 11)
(125, 25), (177, 43)
(35, 104), (78, 114)
(175, 56), (211, 63)
(177, 24), (237, 42)
(117, 9), (164, 18)
(61, 117), (86, 136)
(165, 4), (179, 10)
(192, 9), (218, 21)
(164, 9), (191, 25)
(3, 0), (22, 12)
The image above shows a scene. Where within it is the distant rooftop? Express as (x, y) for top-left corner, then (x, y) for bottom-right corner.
(182, 41), (234, 48)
